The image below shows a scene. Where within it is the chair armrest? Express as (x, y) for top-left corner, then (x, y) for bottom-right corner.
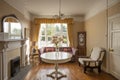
(83, 60), (102, 66)
(83, 59), (103, 63)
(78, 56), (89, 58)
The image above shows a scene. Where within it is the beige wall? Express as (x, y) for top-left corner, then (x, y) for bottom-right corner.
(85, 11), (107, 55)
(73, 21), (85, 48)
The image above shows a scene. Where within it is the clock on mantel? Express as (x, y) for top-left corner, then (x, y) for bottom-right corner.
(77, 32), (86, 56)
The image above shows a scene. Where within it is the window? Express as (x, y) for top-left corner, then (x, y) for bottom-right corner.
(38, 23), (69, 48)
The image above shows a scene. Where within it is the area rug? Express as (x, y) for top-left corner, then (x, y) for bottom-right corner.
(10, 64), (32, 80)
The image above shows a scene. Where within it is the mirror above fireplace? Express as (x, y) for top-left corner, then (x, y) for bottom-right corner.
(1, 14), (22, 39)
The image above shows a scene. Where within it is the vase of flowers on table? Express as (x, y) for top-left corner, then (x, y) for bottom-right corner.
(52, 35), (63, 52)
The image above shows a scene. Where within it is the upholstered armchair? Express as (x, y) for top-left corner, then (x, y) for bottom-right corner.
(78, 47), (106, 73)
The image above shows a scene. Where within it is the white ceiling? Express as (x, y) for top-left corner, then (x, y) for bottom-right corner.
(24, 0), (100, 16)
(4, 0), (119, 20)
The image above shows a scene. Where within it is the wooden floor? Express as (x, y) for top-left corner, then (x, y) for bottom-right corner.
(24, 62), (117, 80)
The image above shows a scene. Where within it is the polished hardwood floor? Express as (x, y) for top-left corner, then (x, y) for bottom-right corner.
(24, 61), (117, 80)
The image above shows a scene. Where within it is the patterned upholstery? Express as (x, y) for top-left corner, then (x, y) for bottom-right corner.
(42, 47), (73, 53)
(44, 47), (55, 52)
(59, 47), (72, 53)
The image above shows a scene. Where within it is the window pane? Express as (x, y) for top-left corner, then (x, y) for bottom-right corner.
(46, 25), (52, 35)
(41, 24), (45, 35)
(41, 30), (45, 35)
(48, 37), (52, 41)
(41, 36), (45, 41)
(62, 25), (67, 32)
(63, 36), (67, 43)
(55, 25), (61, 32)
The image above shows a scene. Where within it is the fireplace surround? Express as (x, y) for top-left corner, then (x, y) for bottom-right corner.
(0, 39), (26, 80)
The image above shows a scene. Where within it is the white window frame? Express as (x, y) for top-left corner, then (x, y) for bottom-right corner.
(38, 23), (69, 48)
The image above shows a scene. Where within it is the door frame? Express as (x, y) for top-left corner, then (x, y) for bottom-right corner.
(107, 14), (120, 79)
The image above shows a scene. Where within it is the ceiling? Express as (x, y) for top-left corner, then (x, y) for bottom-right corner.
(4, 0), (104, 16)
(4, 0), (119, 19)
(24, 0), (100, 16)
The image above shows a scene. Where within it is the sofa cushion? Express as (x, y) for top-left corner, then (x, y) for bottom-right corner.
(44, 47), (55, 52)
(59, 47), (72, 53)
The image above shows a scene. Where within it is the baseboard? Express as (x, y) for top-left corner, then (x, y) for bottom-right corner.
(102, 67), (120, 80)
(111, 71), (120, 80)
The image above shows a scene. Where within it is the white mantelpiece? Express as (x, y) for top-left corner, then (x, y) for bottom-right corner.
(0, 39), (26, 80)
(0, 33), (9, 40)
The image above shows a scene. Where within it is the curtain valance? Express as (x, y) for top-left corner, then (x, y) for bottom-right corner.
(34, 18), (73, 25)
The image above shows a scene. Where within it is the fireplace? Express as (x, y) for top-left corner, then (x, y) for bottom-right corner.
(10, 56), (20, 77)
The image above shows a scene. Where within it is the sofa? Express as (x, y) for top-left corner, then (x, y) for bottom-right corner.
(38, 47), (77, 63)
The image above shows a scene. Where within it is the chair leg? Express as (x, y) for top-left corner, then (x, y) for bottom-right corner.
(79, 62), (80, 66)
(84, 67), (86, 73)
(98, 66), (101, 73)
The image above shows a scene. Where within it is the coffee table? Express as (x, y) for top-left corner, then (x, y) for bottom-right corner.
(40, 52), (72, 80)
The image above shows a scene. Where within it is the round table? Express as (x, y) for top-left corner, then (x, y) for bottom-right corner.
(40, 52), (72, 80)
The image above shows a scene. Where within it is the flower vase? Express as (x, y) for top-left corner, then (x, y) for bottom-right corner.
(55, 46), (59, 52)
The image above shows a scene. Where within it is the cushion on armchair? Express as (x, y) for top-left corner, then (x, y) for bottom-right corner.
(90, 47), (102, 60)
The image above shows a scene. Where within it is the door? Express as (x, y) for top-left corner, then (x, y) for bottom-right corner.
(108, 14), (120, 79)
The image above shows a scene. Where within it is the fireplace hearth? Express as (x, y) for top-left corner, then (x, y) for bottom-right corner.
(10, 56), (20, 77)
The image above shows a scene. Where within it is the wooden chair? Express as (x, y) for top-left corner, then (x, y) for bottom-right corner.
(78, 47), (106, 73)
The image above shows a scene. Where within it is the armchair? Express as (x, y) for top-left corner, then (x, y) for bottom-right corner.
(78, 47), (105, 73)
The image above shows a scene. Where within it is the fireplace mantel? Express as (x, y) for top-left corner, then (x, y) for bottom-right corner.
(0, 39), (26, 80)
(0, 39), (26, 50)
(0, 39), (25, 42)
